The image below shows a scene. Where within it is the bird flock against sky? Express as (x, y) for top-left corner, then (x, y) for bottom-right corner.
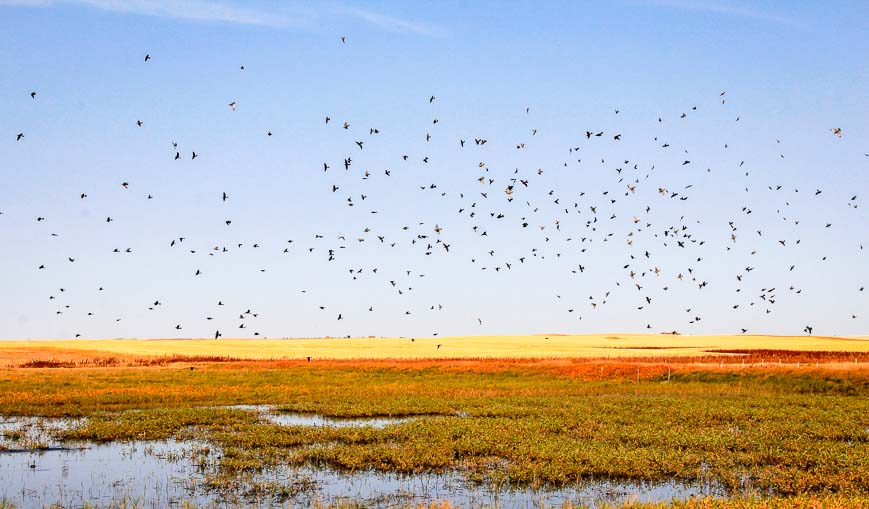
(0, 1), (867, 340)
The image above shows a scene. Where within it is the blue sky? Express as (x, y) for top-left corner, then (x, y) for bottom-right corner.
(0, 1), (866, 339)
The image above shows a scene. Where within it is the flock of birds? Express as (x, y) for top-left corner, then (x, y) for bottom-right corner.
(5, 42), (867, 342)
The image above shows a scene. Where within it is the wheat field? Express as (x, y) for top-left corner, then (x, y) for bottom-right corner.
(1, 333), (867, 364)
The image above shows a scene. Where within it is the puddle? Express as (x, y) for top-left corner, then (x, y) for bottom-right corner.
(287, 465), (718, 508)
(0, 416), (86, 433)
(223, 405), (419, 429)
(0, 416), (87, 451)
(266, 413), (414, 428)
(0, 414), (725, 508)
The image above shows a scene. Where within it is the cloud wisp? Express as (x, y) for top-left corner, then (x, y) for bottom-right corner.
(0, 0), (300, 26)
(0, 0), (442, 35)
(640, 0), (800, 27)
(345, 7), (442, 37)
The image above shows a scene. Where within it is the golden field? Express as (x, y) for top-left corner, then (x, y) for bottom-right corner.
(1, 333), (867, 364)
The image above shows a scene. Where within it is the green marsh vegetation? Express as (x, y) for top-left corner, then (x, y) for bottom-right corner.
(0, 359), (867, 506)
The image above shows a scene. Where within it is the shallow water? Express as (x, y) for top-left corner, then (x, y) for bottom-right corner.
(0, 416), (87, 434)
(0, 414), (722, 508)
(0, 416), (87, 452)
(224, 404), (418, 428)
(0, 440), (208, 508)
(292, 466), (716, 508)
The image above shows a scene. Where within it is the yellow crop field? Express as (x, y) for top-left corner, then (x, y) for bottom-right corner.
(1, 333), (867, 363)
